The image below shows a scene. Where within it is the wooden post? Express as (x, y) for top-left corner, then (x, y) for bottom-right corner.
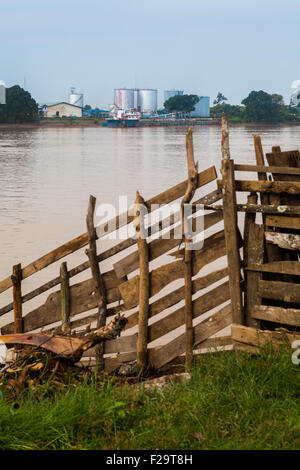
(135, 191), (150, 371)
(86, 195), (107, 370)
(221, 115), (230, 160)
(221, 116), (244, 324)
(11, 263), (22, 334)
(182, 128), (198, 371)
(243, 193), (263, 327)
(60, 261), (71, 334)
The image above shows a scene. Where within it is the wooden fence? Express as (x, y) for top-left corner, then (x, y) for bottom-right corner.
(0, 127), (237, 373)
(1, 118), (299, 373)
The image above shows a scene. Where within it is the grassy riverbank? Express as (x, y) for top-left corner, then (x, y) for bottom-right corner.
(0, 346), (299, 450)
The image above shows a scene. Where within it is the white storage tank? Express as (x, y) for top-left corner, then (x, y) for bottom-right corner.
(133, 89), (139, 109)
(138, 89), (158, 114)
(69, 88), (84, 108)
(114, 88), (134, 110)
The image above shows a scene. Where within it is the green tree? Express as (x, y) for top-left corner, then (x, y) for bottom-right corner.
(0, 85), (38, 123)
(241, 90), (285, 123)
(213, 92), (228, 105)
(84, 104), (92, 110)
(210, 103), (246, 122)
(164, 94), (199, 114)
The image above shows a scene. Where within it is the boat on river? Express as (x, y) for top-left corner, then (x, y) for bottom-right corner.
(102, 108), (140, 128)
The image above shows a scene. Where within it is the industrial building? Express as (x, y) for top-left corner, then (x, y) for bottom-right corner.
(164, 90), (183, 103)
(114, 88), (158, 115)
(190, 96), (210, 118)
(69, 88), (84, 108)
(42, 102), (82, 118)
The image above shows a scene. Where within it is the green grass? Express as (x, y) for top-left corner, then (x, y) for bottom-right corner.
(0, 347), (300, 450)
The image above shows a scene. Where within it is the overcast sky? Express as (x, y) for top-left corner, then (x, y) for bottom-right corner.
(1, 0), (299, 108)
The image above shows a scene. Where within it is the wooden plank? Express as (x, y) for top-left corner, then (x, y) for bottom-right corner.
(203, 204), (300, 216)
(234, 164), (300, 175)
(266, 150), (300, 181)
(246, 261), (300, 276)
(232, 324), (300, 348)
(124, 266), (228, 331)
(258, 280), (300, 303)
(221, 158), (243, 324)
(147, 281), (230, 344)
(114, 209), (223, 279)
(244, 221), (264, 327)
(265, 215), (300, 230)
(12, 264), (23, 334)
(265, 232), (300, 251)
(231, 180), (300, 195)
(1, 271), (121, 335)
(60, 262), (70, 334)
(118, 229), (226, 309)
(251, 305), (300, 326)
(149, 303), (232, 369)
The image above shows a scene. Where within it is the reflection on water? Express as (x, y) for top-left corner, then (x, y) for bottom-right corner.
(0, 124), (300, 280)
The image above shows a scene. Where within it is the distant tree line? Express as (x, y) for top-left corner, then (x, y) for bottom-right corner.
(0, 85), (38, 124)
(211, 90), (300, 123)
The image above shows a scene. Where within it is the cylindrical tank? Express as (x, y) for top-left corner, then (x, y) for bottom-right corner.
(138, 89), (158, 114)
(114, 88), (134, 110)
(133, 89), (139, 109)
(164, 90), (183, 103)
(69, 88), (84, 108)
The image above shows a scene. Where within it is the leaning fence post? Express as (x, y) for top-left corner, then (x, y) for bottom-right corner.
(135, 191), (150, 371)
(86, 195), (107, 370)
(182, 128), (198, 371)
(60, 261), (71, 334)
(221, 115), (244, 324)
(11, 263), (23, 334)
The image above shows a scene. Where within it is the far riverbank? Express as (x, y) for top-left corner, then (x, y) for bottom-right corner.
(2, 119), (300, 130)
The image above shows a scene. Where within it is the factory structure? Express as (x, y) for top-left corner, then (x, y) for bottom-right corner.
(113, 87), (210, 118)
(39, 86), (210, 119)
(39, 88), (84, 118)
(114, 88), (158, 116)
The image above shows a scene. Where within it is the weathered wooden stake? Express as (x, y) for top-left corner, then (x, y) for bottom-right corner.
(134, 191), (149, 371)
(86, 194), (107, 370)
(221, 115), (231, 160)
(183, 128), (198, 371)
(243, 193), (263, 327)
(60, 261), (71, 334)
(221, 116), (243, 324)
(11, 263), (22, 334)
